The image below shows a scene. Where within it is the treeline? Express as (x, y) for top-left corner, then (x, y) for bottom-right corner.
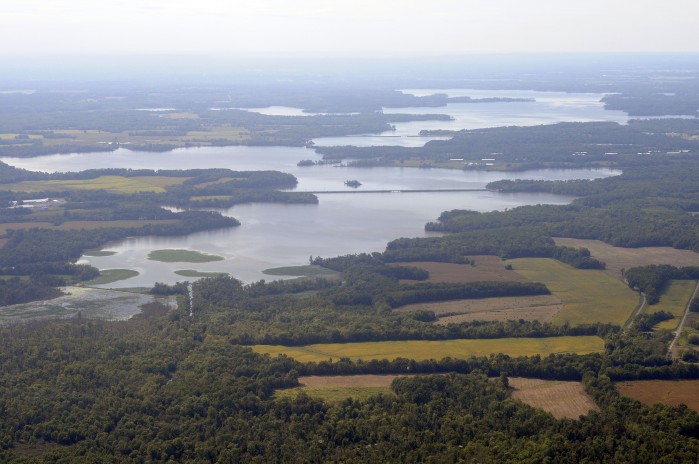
(314, 120), (699, 168)
(386, 228), (605, 269)
(384, 281), (549, 308)
(0, 277), (65, 306)
(625, 264), (699, 304)
(0, 210), (238, 266)
(188, 274), (610, 346)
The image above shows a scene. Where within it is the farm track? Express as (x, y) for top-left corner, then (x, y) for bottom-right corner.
(667, 280), (699, 358)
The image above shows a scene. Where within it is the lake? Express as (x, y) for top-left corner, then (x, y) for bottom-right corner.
(3, 146), (618, 287)
(310, 88), (630, 147)
(0, 88), (626, 287)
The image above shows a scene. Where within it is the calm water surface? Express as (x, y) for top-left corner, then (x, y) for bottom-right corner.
(311, 89), (629, 147)
(10, 146), (616, 287)
(1, 89), (627, 287)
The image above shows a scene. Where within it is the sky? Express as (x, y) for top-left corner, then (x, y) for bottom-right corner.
(2, 0), (699, 56)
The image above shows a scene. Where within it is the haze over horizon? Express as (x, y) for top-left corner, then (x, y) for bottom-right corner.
(2, 0), (699, 57)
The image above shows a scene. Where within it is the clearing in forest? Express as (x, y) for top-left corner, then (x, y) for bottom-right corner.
(509, 377), (599, 420)
(274, 375), (409, 402)
(509, 258), (638, 326)
(616, 380), (699, 413)
(553, 238), (699, 278)
(390, 256), (527, 284)
(650, 280), (697, 330)
(4, 175), (171, 194)
(252, 336), (604, 363)
(395, 294), (563, 324)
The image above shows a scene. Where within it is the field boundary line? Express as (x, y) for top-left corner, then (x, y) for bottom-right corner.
(667, 280), (699, 358)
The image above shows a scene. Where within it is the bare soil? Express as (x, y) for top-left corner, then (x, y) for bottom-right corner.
(509, 377), (599, 420)
(616, 380), (699, 412)
(390, 256), (527, 284)
(395, 294), (562, 323)
(554, 238), (699, 278)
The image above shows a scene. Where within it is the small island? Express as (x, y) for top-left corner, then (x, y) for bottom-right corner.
(344, 180), (362, 188)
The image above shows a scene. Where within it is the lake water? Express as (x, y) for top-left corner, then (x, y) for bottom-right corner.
(311, 89), (629, 147)
(4, 146), (618, 287)
(0, 89), (627, 287)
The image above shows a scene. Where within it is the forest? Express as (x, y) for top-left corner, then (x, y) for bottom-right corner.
(2, 57), (699, 461)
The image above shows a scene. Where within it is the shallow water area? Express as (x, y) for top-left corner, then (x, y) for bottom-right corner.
(0, 287), (174, 325)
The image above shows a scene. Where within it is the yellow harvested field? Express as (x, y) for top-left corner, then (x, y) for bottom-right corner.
(396, 294), (562, 324)
(509, 377), (599, 419)
(554, 238), (699, 278)
(391, 256), (527, 284)
(4, 176), (166, 193)
(252, 336), (604, 363)
(509, 258), (638, 326)
(652, 280), (697, 330)
(616, 380), (699, 412)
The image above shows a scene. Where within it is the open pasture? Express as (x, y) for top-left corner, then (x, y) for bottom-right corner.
(509, 377), (599, 419)
(554, 238), (699, 278)
(651, 280), (697, 330)
(252, 336), (604, 363)
(3, 175), (168, 193)
(396, 294), (562, 324)
(616, 380), (699, 412)
(509, 258), (638, 326)
(391, 256), (527, 284)
(274, 375), (409, 402)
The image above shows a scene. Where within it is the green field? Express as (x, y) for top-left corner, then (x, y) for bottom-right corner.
(175, 269), (229, 278)
(84, 269), (139, 285)
(653, 280), (697, 330)
(275, 386), (393, 402)
(252, 336), (604, 362)
(262, 265), (339, 278)
(147, 249), (224, 263)
(4, 176), (166, 193)
(83, 250), (117, 257)
(509, 258), (638, 325)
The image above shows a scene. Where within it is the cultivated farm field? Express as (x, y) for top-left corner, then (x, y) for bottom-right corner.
(252, 336), (604, 362)
(391, 256), (527, 284)
(275, 375), (408, 402)
(554, 238), (699, 278)
(651, 280), (697, 330)
(395, 294), (563, 324)
(616, 380), (699, 412)
(509, 258), (638, 326)
(509, 377), (599, 419)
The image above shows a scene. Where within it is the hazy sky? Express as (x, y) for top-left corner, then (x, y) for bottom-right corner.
(3, 0), (699, 56)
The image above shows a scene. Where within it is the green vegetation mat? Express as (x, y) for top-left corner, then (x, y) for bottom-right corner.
(175, 269), (229, 278)
(509, 258), (638, 326)
(252, 336), (604, 362)
(83, 269), (139, 285)
(82, 250), (117, 257)
(147, 249), (224, 263)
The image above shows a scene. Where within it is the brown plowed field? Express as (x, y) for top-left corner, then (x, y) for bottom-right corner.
(616, 380), (699, 412)
(509, 377), (599, 419)
(554, 238), (699, 278)
(395, 294), (562, 323)
(391, 256), (527, 284)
